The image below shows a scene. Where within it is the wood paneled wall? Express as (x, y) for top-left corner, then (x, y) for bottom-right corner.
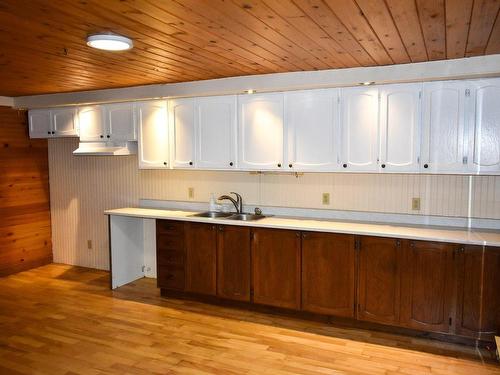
(0, 107), (52, 276)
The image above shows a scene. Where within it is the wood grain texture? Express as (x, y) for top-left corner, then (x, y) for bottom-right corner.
(0, 107), (52, 276)
(0, 264), (499, 374)
(0, 0), (498, 96)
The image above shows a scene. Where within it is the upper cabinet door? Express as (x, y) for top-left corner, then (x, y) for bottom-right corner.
(238, 93), (284, 170)
(78, 106), (105, 142)
(169, 98), (196, 168)
(28, 109), (53, 138)
(421, 81), (468, 173)
(470, 78), (500, 174)
(379, 83), (422, 172)
(137, 100), (169, 169)
(285, 89), (339, 171)
(340, 87), (379, 172)
(196, 96), (237, 170)
(52, 108), (79, 137)
(106, 102), (137, 142)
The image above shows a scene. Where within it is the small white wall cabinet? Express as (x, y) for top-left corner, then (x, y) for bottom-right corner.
(196, 95), (237, 169)
(78, 106), (105, 142)
(379, 83), (422, 172)
(238, 93), (284, 170)
(79, 103), (137, 143)
(340, 86), (379, 172)
(137, 100), (169, 169)
(106, 102), (137, 142)
(421, 81), (469, 173)
(285, 89), (339, 171)
(470, 78), (500, 174)
(169, 98), (196, 169)
(29, 107), (78, 138)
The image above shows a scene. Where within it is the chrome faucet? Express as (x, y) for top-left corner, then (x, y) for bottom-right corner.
(218, 192), (243, 213)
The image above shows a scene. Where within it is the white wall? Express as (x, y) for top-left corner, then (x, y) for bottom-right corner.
(48, 138), (500, 270)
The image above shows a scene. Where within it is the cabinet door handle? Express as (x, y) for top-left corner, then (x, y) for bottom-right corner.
(288, 163), (293, 168)
(381, 164), (386, 169)
(277, 163), (282, 168)
(100, 135), (104, 138)
(423, 163), (429, 169)
(107, 135), (110, 139)
(343, 164), (347, 168)
(163, 162), (167, 166)
(189, 161), (193, 166)
(229, 162), (234, 166)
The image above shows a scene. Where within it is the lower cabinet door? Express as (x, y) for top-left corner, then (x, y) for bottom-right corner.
(217, 225), (251, 301)
(252, 228), (301, 309)
(185, 223), (217, 295)
(455, 245), (500, 340)
(302, 232), (356, 317)
(400, 240), (455, 333)
(358, 236), (402, 325)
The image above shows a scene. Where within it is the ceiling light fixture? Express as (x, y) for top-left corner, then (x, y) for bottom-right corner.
(86, 34), (133, 51)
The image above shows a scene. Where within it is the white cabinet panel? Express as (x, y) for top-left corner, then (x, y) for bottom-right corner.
(421, 81), (468, 173)
(106, 102), (137, 142)
(78, 106), (105, 142)
(340, 87), (379, 172)
(285, 89), (339, 171)
(137, 100), (169, 169)
(470, 79), (500, 174)
(28, 109), (52, 138)
(379, 83), (422, 172)
(238, 93), (284, 170)
(196, 95), (237, 169)
(52, 108), (79, 137)
(170, 98), (196, 168)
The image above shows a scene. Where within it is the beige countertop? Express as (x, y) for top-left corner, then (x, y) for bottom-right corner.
(104, 207), (500, 247)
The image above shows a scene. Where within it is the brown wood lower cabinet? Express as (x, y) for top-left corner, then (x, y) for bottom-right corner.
(156, 220), (500, 344)
(455, 245), (500, 340)
(185, 222), (217, 295)
(400, 240), (455, 333)
(357, 236), (402, 325)
(217, 225), (251, 301)
(302, 232), (356, 317)
(252, 228), (301, 310)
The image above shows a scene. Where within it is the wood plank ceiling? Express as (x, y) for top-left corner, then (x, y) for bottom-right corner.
(0, 0), (499, 96)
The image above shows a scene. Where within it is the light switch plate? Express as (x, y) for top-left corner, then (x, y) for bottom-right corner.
(87, 240), (92, 250)
(412, 197), (421, 211)
(322, 193), (330, 205)
(188, 187), (194, 199)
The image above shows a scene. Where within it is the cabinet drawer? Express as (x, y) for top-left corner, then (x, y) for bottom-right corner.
(156, 220), (185, 235)
(157, 249), (184, 266)
(157, 233), (185, 250)
(157, 266), (185, 290)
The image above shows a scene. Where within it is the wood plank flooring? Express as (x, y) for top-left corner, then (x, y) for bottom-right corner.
(0, 264), (499, 375)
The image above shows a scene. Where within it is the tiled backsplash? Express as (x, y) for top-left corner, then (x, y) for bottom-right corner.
(48, 138), (500, 270)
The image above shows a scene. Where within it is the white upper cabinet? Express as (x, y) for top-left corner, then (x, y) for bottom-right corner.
(51, 108), (79, 137)
(29, 107), (78, 138)
(379, 83), (422, 172)
(169, 98), (196, 168)
(78, 106), (105, 142)
(137, 100), (169, 169)
(285, 89), (339, 171)
(238, 93), (284, 170)
(421, 81), (469, 173)
(196, 95), (237, 169)
(340, 86), (379, 172)
(29, 110), (53, 138)
(470, 78), (500, 174)
(106, 102), (137, 142)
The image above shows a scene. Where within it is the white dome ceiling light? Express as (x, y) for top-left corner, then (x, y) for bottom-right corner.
(86, 34), (133, 51)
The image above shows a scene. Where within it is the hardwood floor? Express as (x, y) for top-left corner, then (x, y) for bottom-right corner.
(0, 264), (499, 375)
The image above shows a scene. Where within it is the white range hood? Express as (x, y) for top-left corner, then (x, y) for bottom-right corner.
(73, 141), (137, 156)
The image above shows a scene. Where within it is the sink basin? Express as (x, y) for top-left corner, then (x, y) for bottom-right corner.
(189, 211), (233, 218)
(225, 213), (267, 221)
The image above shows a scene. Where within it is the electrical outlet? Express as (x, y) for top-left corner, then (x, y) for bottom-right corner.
(412, 197), (421, 211)
(188, 187), (194, 199)
(322, 192), (330, 205)
(87, 240), (92, 250)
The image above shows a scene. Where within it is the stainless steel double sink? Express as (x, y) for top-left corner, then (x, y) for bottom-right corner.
(189, 211), (267, 221)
